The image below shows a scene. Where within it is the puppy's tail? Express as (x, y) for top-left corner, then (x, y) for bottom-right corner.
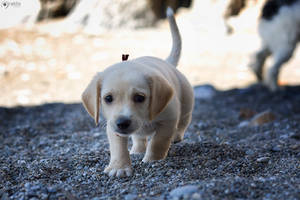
(165, 7), (181, 67)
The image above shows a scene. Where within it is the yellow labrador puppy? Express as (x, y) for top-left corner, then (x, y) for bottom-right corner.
(82, 8), (194, 178)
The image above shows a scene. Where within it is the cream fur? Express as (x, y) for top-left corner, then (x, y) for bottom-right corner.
(81, 8), (194, 178)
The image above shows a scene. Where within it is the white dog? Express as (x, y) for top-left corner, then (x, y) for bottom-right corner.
(249, 0), (300, 91)
(82, 8), (194, 178)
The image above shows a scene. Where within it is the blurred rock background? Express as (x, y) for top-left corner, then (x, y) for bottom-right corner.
(0, 0), (300, 106)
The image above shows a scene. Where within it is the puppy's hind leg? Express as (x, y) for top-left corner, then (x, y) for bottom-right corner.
(130, 135), (147, 154)
(173, 113), (192, 143)
(249, 47), (270, 82)
(142, 120), (177, 162)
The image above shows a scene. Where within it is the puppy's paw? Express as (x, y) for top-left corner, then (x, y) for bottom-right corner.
(142, 154), (166, 163)
(173, 134), (183, 143)
(142, 156), (154, 163)
(104, 165), (132, 178)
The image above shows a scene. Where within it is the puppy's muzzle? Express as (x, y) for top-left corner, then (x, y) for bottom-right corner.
(115, 116), (134, 135)
(116, 117), (131, 130)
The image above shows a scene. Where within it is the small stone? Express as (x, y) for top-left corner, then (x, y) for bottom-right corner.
(238, 121), (250, 127)
(246, 149), (255, 155)
(31, 185), (41, 191)
(191, 193), (201, 200)
(193, 85), (216, 100)
(124, 194), (138, 200)
(41, 193), (49, 200)
(290, 144), (300, 150)
(47, 186), (57, 193)
(291, 132), (300, 140)
(256, 157), (270, 163)
(195, 122), (208, 130)
(249, 110), (276, 126)
(250, 183), (257, 188)
(271, 145), (281, 152)
(170, 185), (198, 198)
(239, 108), (256, 119)
(24, 182), (31, 189)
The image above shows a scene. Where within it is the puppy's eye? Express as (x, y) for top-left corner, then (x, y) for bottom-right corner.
(104, 95), (113, 103)
(133, 94), (145, 103)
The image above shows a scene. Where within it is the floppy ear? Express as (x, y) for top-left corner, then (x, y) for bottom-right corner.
(81, 73), (102, 125)
(147, 75), (174, 121)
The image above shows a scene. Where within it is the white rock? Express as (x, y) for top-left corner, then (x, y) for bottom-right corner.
(194, 85), (216, 100)
(170, 185), (198, 198)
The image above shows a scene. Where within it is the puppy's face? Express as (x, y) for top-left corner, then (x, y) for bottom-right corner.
(101, 71), (150, 136)
(81, 63), (174, 137)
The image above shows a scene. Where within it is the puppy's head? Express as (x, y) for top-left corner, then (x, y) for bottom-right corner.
(81, 63), (173, 137)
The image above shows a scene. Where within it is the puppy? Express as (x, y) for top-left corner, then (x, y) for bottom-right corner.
(249, 0), (300, 91)
(81, 8), (194, 178)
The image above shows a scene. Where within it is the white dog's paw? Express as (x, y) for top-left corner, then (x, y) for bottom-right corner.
(104, 165), (132, 178)
(264, 78), (280, 92)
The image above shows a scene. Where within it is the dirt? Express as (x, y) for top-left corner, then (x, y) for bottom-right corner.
(1, 84), (300, 199)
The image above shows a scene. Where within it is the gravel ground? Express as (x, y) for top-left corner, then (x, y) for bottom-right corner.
(1, 2), (300, 199)
(1, 84), (300, 200)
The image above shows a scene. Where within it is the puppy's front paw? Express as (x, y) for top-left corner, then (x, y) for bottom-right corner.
(104, 165), (132, 178)
(142, 156), (154, 163)
(142, 153), (166, 163)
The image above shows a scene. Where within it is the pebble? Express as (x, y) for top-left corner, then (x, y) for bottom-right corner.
(271, 145), (281, 152)
(170, 185), (198, 198)
(47, 186), (57, 193)
(124, 194), (138, 200)
(249, 110), (276, 126)
(290, 144), (300, 150)
(238, 121), (250, 127)
(246, 149), (255, 155)
(193, 85), (216, 100)
(291, 132), (300, 140)
(24, 182), (31, 189)
(195, 122), (208, 130)
(239, 108), (256, 119)
(191, 192), (202, 199)
(256, 157), (270, 163)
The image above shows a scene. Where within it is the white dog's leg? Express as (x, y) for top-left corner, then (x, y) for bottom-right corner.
(142, 121), (177, 162)
(265, 45), (296, 91)
(130, 135), (147, 154)
(249, 47), (270, 81)
(104, 128), (132, 177)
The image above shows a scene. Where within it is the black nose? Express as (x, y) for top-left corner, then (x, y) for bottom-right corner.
(116, 117), (131, 130)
